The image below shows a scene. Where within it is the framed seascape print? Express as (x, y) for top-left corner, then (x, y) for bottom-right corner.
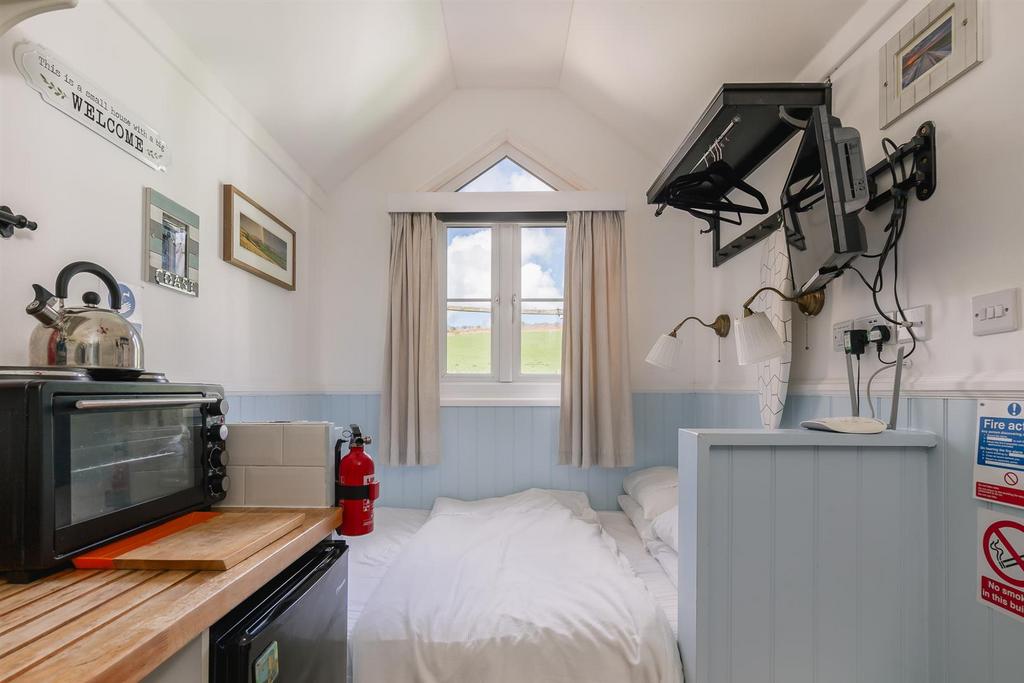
(879, 0), (982, 128)
(222, 185), (296, 291)
(145, 188), (199, 296)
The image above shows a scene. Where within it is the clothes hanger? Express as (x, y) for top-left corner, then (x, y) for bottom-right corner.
(661, 160), (769, 217)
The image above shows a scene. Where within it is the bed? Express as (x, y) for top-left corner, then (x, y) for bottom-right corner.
(343, 490), (680, 683)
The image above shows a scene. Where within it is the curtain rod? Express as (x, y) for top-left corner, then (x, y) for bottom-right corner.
(387, 191), (626, 213)
(434, 211), (567, 223)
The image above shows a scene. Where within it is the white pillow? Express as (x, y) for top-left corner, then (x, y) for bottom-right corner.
(622, 466), (677, 496)
(431, 489), (598, 523)
(618, 494), (655, 542)
(623, 466), (678, 519)
(651, 506), (678, 554)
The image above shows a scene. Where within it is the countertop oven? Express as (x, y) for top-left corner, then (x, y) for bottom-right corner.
(0, 379), (229, 581)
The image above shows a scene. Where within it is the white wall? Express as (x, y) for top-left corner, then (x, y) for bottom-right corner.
(318, 88), (696, 392)
(692, 0), (1024, 395)
(0, 0), (325, 392)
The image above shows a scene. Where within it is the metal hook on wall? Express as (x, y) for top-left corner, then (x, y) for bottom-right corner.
(0, 205), (37, 240)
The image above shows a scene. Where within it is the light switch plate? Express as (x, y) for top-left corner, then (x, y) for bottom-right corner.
(973, 288), (1020, 336)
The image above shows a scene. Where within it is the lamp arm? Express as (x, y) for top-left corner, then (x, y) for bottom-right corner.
(741, 286), (790, 315)
(670, 314), (731, 338)
(742, 286), (825, 318)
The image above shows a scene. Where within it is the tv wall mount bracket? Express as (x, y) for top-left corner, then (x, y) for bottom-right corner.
(698, 121), (935, 267)
(646, 84), (936, 268)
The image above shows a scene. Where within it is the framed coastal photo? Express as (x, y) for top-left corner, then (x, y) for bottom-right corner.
(144, 188), (199, 296)
(879, 0), (981, 128)
(222, 185), (296, 290)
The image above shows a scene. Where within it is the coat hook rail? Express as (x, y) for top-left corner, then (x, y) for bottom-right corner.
(0, 205), (38, 239)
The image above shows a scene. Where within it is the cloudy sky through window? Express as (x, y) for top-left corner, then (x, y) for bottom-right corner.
(447, 227), (564, 328)
(458, 157), (555, 192)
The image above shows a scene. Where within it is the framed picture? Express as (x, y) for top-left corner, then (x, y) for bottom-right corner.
(222, 184), (296, 291)
(144, 188), (199, 296)
(879, 0), (982, 128)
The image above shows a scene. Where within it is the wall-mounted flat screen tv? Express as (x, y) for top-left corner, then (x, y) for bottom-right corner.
(783, 109), (870, 296)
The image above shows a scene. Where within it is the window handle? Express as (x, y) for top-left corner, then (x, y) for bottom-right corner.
(511, 293), (518, 310)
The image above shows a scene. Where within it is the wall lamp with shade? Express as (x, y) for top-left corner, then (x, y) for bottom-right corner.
(734, 286), (826, 365)
(646, 314), (731, 369)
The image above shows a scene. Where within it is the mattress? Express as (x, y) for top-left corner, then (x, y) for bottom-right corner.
(352, 491), (681, 683)
(342, 507), (430, 635)
(597, 510), (679, 638)
(345, 507), (677, 640)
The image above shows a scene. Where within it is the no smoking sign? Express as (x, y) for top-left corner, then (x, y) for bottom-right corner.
(978, 508), (1024, 623)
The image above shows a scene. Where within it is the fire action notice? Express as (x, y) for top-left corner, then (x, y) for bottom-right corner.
(974, 400), (1024, 511)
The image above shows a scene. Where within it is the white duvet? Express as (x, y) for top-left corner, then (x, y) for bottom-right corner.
(352, 489), (683, 683)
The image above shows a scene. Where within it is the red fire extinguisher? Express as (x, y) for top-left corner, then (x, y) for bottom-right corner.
(335, 424), (379, 536)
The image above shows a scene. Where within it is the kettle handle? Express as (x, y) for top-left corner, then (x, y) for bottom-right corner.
(54, 261), (122, 310)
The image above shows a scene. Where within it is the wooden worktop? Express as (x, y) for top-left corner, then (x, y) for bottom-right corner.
(0, 507), (342, 683)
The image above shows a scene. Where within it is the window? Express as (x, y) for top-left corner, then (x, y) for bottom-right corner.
(457, 157), (556, 192)
(444, 223), (566, 384)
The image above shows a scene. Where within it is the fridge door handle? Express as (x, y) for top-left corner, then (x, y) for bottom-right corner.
(240, 547), (342, 643)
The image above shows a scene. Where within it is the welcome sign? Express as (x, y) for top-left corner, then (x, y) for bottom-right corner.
(14, 42), (170, 171)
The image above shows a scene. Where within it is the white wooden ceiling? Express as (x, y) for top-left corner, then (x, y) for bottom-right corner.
(146, 0), (867, 190)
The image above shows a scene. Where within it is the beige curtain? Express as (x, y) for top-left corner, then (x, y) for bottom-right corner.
(379, 213), (441, 465)
(558, 211), (635, 468)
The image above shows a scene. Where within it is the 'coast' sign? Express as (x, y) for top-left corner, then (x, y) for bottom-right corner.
(14, 42), (170, 171)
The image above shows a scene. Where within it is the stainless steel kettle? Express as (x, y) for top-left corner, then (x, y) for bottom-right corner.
(26, 261), (144, 378)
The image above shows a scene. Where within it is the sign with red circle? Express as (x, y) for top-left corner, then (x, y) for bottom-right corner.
(1006, 471), (1020, 487)
(978, 509), (1024, 623)
(982, 519), (1024, 587)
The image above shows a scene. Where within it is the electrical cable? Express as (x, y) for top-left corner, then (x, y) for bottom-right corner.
(865, 362), (898, 419)
(846, 265), (877, 292)
(844, 137), (919, 362)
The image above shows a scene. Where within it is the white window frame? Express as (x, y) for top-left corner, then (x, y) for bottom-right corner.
(441, 221), (565, 406)
(437, 142), (577, 193)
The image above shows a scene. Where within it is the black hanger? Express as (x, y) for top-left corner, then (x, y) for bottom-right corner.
(660, 160), (769, 217)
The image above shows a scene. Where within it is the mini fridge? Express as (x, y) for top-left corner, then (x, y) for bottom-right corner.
(210, 540), (348, 683)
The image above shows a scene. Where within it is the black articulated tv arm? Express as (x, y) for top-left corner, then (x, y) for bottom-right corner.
(709, 121), (937, 267)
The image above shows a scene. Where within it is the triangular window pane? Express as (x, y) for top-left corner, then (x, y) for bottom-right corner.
(458, 157), (555, 192)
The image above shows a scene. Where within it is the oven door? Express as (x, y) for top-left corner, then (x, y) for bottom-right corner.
(51, 394), (213, 556)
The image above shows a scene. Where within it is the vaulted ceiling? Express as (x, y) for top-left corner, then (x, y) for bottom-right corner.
(147, 0), (866, 191)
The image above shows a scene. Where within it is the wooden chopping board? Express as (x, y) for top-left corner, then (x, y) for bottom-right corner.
(74, 511), (305, 571)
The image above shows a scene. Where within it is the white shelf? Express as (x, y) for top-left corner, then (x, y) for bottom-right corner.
(680, 427), (938, 449)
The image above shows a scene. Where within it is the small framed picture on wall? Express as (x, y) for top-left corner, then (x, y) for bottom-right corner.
(879, 0), (982, 128)
(222, 184), (296, 291)
(145, 188), (200, 296)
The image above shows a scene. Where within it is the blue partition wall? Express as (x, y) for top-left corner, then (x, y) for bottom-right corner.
(224, 392), (711, 510)
(221, 390), (914, 511)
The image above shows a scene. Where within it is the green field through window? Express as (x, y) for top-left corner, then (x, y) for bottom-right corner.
(446, 327), (562, 375)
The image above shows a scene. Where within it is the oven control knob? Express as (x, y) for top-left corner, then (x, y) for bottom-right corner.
(207, 446), (229, 469)
(206, 398), (229, 417)
(208, 473), (230, 498)
(207, 424), (229, 442)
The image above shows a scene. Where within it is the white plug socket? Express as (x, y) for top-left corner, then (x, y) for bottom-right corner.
(833, 320), (853, 352)
(855, 314), (898, 347)
(898, 304), (932, 343)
